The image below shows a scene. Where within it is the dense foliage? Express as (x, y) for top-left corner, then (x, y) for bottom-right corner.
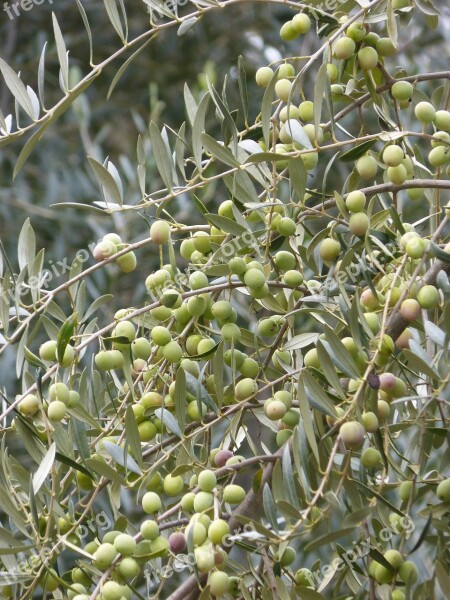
(0, 1), (449, 599)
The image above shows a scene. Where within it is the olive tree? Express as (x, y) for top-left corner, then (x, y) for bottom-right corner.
(0, 0), (449, 599)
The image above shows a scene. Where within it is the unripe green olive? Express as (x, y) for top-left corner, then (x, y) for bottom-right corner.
(391, 80), (413, 101)
(244, 268), (266, 289)
(187, 296), (207, 317)
(392, 591), (406, 600)
(180, 238), (195, 259)
(435, 109), (450, 131)
(277, 216), (296, 236)
(280, 21), (298, 42)
(406, 187), (423, 201)
(39, 340), (57, 362)
(384, 549), (404, 570)
(274, 250), (297, 271)
(279, 105), (300, 122)
(208, 571), (229, 596)
(140, 520), (159, 541)
(383, 145), (405, 167)
(47, 400), (67, 421)
(278, 63), (295, 79)
(398, 560), (418, 584)
(151, 325), (171, 346)
(319, 238), (341, 263)
(431, 130), (450, 147)
(398, 480), (415, 501)
(194, 546), (215, 573)
(346, 22), (366, 42)
(362, 411), (379, 432)
(428, 145), (450, 167)
(414, 101), (436, 124)
(340, 421), (365, 448)
(113, 321), (136, 345)
(400, 298), (421, 322)
(194, 491), (214, 513)
(235, 378), (258, 401)
(417, 284), (440, 309)
(405, 236), (426, 259)
(436, 478), (450, 502)
(349, 212), (370, 236)
(221, 323), (241, 343)
(292, 12), (311, 34)
(138, 421), (157, 441)
(93, 543), (118, 569)
(19, 393), (40, 416)
(150, 220), (171, 244)
(361, 447), (382, 468)
(222, 484), (246, 504)
(93, 239), (117, 261)
(275, 78), (293, 102)
(363, 312), (380, 334)
(114, 533), (137, 556)
(304, 348), (320, 369)
(333, 36), (356, 60)
(198, 469), (217, 492)
(116, 251), (137, 273)
(345, 190), (366, 212)
(376, 37), (397, 57)
(142, 491), (162, 514)
(377, 399), (390, 419)
(357, 46), (378, 71)
(255, 66), (274, 88)
(162, 341), (183, 363)
(298, 100), (314, 122)
(163, 474), (184, 497)
(387, 164), (408, 184)
(356, 155), (378, 179)
(294, 567), (314, 587)
(264, 399), (287, 420)
(327, 63), (339, 82)
(49, 382), (70, 405)
(239, 357), (260, 378)
(101, 581), (123, 600)
(117, 556), (141, 580)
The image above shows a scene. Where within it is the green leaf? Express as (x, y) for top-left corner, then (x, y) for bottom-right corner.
(174, 367), (187, 436)
(313, 62), (328, 141)
(321, 327), (360, 379)
(339, 140), (377, 162)
(185, 372), (219, 415)
(154, 408), (183, 439)
(18, 218), (35, 273)
(285, 119), (313, 150)
(52, 13), (69, 90)
(103, 441), (142, 476)
(305, 526), (355, 551)
(297, 376), (320, 464)
(430, 241), (450, 263)
(201, 133), (240, 168)
(85, 457), (126, 485)
(0, 58), (34, 119)
(149, 121), (173, 193)
(204, 213), (247, 236)
(282, 445), (299, 509)
(288, 156), (307, 203)
(261, 70), (278, 147)
(238, 55), (248, 125)
(262, 483), (279, 532)
(87, 157), (123, 206)
(316, 341), (346, 400)
(283, 333), (319, 351)
(178, 17), (198, 36)
(303, 370), (338, 418)
(125, 406), (143, 468)
(103, 0), (125, 41)
(32, 442), (56, 494)
(108, 38), (152, 99)
(57, 313), (76, 364)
